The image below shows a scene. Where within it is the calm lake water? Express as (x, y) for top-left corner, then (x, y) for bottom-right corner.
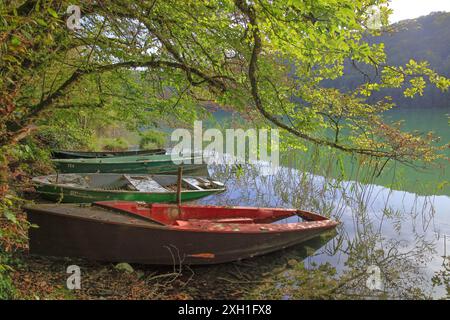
(195, 107), (450, 299)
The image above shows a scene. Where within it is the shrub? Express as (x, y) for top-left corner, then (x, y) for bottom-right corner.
(0, 250), (17, 299)
(139, 130), (166, 149)
(101, 138), (128, 151)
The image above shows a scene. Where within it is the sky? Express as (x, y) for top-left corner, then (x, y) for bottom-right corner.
(389, 0), (450, 22)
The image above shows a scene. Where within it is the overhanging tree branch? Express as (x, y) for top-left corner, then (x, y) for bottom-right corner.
(234, 0), (410, 161)
(5, 57), (230, 145)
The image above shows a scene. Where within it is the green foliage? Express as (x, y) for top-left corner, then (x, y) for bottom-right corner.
(1, 1), (449, 166)
(432, 255), (450, 299)
(101, 138), (128, 151)
(0, 195), (29, 300)
(139, 130), (166, 149)
(0, 259), (16, 300)
(0, 0), (449, 300)
(333, 12), (450, 107)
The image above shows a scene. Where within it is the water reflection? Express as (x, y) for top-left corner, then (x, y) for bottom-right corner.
(193, 162), (450, 299)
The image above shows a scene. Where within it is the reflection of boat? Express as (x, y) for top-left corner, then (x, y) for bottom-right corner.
(25, 201), (339, 265)
(32, 174), (225, 203)
(52, 154), (207, 175)
(51, 149), (166, 159)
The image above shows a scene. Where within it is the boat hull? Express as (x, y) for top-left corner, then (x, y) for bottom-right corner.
(52, 149), (166, 159)
(35, 184), (222, 203)
(53, 160), (207, 175)
(26, 206), (337, 265)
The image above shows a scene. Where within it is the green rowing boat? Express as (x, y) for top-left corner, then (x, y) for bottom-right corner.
(32, 173), (226, 203)
(52, 154), (207, 174)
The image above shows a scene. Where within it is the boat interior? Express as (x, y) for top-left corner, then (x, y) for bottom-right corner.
(93, 201), (317, 227)
(35, 174), (224, 192)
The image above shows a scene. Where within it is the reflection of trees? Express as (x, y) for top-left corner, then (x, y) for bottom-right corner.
(205, 158), (440, 299)
(432, 247), (450, 299)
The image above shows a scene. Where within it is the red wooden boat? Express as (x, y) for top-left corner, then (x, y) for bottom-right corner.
(25, 201), (338, 265)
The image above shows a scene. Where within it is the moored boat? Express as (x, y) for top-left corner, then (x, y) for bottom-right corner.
(52, 154), (207, 175)
(32, 173), (225, 203)
(51, 149), (166, 159)
(24, 201), (339, 265)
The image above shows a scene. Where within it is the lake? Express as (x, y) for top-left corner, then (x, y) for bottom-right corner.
(192, 107), (450, 299)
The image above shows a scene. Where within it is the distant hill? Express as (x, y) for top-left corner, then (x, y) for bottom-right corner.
(330, 12), (450, 108)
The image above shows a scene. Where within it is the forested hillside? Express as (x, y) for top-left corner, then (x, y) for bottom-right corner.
(332, 12), (450, 108)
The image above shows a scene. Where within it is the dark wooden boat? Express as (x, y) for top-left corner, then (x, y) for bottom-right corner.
(51, 149), (166, 159)
(25, 201), (338, 265)
(32, 173), (225, 203)
(52, 154), (207, 175)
